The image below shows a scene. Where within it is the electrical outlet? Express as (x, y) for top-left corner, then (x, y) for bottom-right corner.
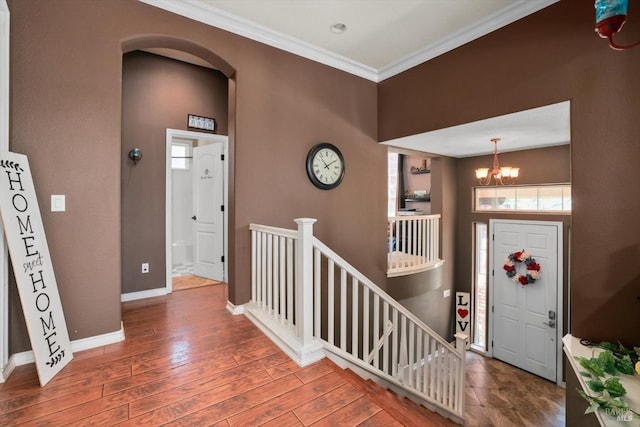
(142, 263), (149, 273)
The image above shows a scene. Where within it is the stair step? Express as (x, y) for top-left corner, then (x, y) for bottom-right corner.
(327, 360), (458, 427)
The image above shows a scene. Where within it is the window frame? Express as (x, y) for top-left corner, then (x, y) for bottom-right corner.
(473, 183), (571, 214)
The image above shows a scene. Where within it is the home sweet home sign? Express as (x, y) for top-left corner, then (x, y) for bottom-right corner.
(0, 151), (72, 386)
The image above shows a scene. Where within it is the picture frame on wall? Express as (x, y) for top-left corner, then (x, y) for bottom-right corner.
(187, 114), (216, 132)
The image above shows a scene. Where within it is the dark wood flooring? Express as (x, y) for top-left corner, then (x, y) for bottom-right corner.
(0, 284), (565, 426)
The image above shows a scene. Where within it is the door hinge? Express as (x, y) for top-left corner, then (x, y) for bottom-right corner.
(492, 234), (494, 241)
(221, 256), (225, 263)
(220, 205), (224, 212)
(491, 340), (494, 347)
(221, 154), (225, 161)
(492, 305), (494, 313)
(492, 269), (494, 276)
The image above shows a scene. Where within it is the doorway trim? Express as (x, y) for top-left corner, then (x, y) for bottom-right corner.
(487, 219), (564, 385)
(165, 128), (228, 293)
(0, 0), (10, 382)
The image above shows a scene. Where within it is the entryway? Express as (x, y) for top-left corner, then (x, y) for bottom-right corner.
(165, 129), (228, 294)
(488, 219), (563, 384)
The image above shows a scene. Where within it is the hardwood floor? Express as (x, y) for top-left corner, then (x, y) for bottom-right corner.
(0, 284), (565, 426)
(172, 274), (220, 292)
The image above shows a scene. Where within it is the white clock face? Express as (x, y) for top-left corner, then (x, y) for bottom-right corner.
(312, 148), (343, 185)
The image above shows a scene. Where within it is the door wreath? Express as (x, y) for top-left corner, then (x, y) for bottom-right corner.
(503, 250), (541, 285)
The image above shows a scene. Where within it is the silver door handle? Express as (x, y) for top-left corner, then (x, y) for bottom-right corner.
(543, 320), (556, 328)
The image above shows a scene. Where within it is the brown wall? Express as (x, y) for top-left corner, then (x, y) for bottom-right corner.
(379, 0), (640, 424)
(121, 51), (228, 294)
(8, 0), (384, 351)
(380, 0), (640, 345)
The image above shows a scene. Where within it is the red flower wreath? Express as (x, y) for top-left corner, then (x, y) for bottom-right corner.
(503, 250), (541, 285)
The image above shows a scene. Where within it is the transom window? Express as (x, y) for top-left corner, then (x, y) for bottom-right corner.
(474, 184), (571, 213)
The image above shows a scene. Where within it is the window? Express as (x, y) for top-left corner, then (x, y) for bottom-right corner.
(474, 184), (571, 213)
(473, 222), (488, 351)
(388, 152), (399, 217)
(171, 142), (192, 170)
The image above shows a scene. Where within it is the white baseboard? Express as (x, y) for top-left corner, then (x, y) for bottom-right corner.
(2, 322), (125, 378)
(121, 287), (167, 302)
(226, 301), (245, 315)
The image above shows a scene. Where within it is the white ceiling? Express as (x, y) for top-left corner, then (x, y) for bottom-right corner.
(381, 101), (571, 157)
(140, 0), (567, 157)
(140, 0), (559, 82)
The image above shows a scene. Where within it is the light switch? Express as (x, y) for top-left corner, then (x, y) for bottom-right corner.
(51, 195), (65, 212)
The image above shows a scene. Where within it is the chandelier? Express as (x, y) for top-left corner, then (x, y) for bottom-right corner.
(475, 138), (519, 186)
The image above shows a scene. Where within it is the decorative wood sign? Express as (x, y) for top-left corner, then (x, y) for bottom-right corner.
(455, 292), (471, 348)
(0, 152), (73, 386)
(187, 114), (215, 132)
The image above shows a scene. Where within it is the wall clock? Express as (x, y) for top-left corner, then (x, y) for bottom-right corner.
(306, 143), (345, 190)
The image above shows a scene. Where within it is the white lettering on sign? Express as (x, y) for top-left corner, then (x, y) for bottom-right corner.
(0, 152), (73, 386)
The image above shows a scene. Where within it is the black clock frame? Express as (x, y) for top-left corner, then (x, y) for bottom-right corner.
(305, 142), (345, 190)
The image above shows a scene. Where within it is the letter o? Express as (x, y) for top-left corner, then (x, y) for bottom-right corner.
(12, 193), (28, 213)
(35, 292), (50, 312)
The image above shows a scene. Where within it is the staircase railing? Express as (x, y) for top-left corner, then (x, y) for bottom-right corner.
(248, 219), (467, 424)
(387, 214), (443, 277)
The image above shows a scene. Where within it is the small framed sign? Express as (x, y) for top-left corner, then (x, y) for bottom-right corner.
(187, 114), (215, 132)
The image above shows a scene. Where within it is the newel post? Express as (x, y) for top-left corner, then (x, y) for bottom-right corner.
(294, 218), (317, 348)
(454, 332), (468, 415)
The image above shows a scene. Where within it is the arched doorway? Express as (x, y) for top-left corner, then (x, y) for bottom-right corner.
(119, 37), (236, 303)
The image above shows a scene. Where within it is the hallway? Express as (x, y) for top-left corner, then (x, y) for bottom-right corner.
(0, 284), (564, 425)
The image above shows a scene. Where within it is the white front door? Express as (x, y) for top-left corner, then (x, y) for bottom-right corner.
(490, 220), (560, 382)
(192, 143), (224, 281)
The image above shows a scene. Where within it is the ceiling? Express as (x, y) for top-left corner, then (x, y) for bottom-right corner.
(382, 101), (571, 158)
(140, 0), (567, 157)
(140, 0), (559, 82)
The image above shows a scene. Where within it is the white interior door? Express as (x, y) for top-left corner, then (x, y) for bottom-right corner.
(491, 220), (559, 382)
(192, 143), (224, 281)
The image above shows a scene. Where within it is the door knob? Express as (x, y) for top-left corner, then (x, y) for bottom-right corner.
(191, 216), (197, 220)
(543, 320), (556, 328)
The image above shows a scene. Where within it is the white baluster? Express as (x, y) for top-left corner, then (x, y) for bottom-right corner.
(382, 302), (389, 375)
(352, 277), (358, 358)
(251, 229), (257, 303)
(373, 294), (379, 369)
(340, 268), (347, 351)
(286, 237), (294, 325)
(328, 259), (335, 345)
(314, 248), (321, 338)
(266, 233), (272, 313)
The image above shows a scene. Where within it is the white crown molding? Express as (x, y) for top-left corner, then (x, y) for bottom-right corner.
(139, 0), (559, 83)
(377, 0), (560, 81)
(138, 0), (378, 81)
